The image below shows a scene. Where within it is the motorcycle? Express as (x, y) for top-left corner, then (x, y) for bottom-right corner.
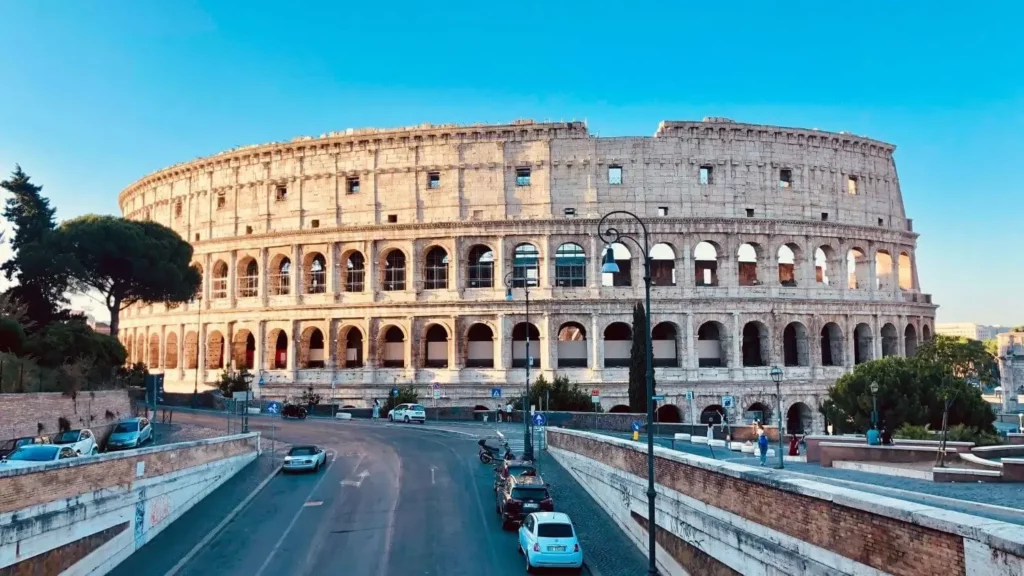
(478, 432), (514, 464)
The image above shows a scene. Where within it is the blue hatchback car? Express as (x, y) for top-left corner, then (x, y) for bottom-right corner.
(106, 417), (153, 451)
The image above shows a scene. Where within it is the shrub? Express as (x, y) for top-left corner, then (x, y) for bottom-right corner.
(894, 423), (932, 440)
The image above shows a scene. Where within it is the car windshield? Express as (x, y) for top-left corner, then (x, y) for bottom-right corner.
(289, 447), (316, 456)
(54, 431), (79, 443)
(113, 422), (139, 433)
(411, 405), (425, 411)
(512, 487), (547, 501)
(538, 523), (574, 538)
(8, 446), (59, 461)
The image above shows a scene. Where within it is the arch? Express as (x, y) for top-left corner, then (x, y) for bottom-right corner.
(183, 332), (198, 369)
(230, 329), (255, 370)
(466, 323), (495, 368)
(511, 322), (541, 368)
(554, 242), (586, 287)
(425, 324), (449, 368)
(603, 322), (632, 368)
(148, 333), (160, 368)
(905, 324), (918, 357)
(847, 248), (868, 290)
(382, 249), (406, 291)
(609, 405), (632, 414)
(737, 242), (761, 286)
(304, 252), (327, 294)
(741, 321), (770, 367)
(777, 243), (800, 287)
(881, 323), (899, 357)
(512, 243), (540, 287)
(467, 245), (495, 289)
(474, 405), (491, 412)
(423, 247), (449, 290)
(650, 243), (676, 287)
(125, 334), (134, 364)
(238, 257), (259, 298)
(601, 242), (632, 287)
(787, 402), (813, 434)
(876, 250), (894, 291)
(700, 404), (725, 425)
(344, 251), (366, 292)
(854, 323), (873, 364)
(815, 246), (833, 286)
(697, 321), (728, 367)
(652, 322), (679, 367)
(922, 324), (932, 342)
(164, 332), (178, 369)
(269, 255), (291, 296)
(211, 260), (228, 299)
(339, 326), (364, 368)
(266, 329), (288, 370)
(898, 252), (913, 290)
(556, 322), (587, 368)
(655, 404), (682, 423)
(820, 322), (844, 366)
(694, 241), (719, 286)
(783, 322), (810, 367)
(746, 401), (771, 425)
(298, 327), (325, 368)
(381, 325), (406, 367)
(206, 330), (225, 369)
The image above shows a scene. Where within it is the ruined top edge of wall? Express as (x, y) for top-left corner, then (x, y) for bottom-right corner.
(0, 432), (258, 481)
(550, 428), (1024, 556)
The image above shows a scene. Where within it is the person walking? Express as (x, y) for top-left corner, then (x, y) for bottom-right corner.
(372, 399), (380, 422)
(757, 424), (769, 466)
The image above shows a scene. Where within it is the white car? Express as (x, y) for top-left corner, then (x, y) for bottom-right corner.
(0, 445), (79, 470)
(518, 512), (583, 573)
(388, 403), (426, 424)
(52, 429), (98, 455)
(282, 445), (328, 473)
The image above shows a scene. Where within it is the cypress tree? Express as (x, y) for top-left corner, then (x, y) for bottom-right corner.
(628, 301), (656, 412)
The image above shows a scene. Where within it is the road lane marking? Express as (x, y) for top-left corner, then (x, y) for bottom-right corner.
(304, 501), (323, 507)
(431, 466), (436, 484)
(340, 469), (370, 487)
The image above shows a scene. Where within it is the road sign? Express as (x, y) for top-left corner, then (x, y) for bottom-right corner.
(533, 413), (546, 426)
(266, 401), (281, 415)
(631, 421), (643, 432)
(432, 382), (440, 390)
(145, 374), (164, 406)
(652, 394), (665, 402)
(722, 395), (735, 409)
(391, 387), (399, 398)
(685, 390), (694, 401)
(258, 374), (266, 387)
(591, 389), (600, 403)
(491, 387), (502, 399)
(432, 389), (441, 400)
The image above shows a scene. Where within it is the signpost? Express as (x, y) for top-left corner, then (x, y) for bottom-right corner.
(722, 395), (735, 409)
(652, 394), (665, 402)
(491, 387), (502, 399)
(685, 390), (695, 425)
(145, 374), (164, 418)
(266, 401), (281, 415)
(391, 387), (399, 398)
(631, 420), (642, 441)
(591, 389), (600, 409)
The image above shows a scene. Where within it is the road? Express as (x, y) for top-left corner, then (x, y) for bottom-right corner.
(113, 412), (647, 576)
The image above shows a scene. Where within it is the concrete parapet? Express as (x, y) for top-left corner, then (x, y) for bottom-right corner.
(819, 442), (956, 468)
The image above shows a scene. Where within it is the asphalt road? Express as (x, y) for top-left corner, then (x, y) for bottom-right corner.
(115, 412), (646, 576)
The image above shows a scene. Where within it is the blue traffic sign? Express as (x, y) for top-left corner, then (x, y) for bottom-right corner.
(391, 387), (400, 398)
(631, 421), (643, 432)
(652, 394), (665, 402)
(258, 375), (266, 387)
(432, 382), (441, 390)
(266, 401), (281, 415)
(533, 413), (546, 426)
(490, 387), (502, 399)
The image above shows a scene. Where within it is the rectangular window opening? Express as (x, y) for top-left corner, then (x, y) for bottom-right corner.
(699, 165), (713, 185)
(427, 172), (441, 189)
(387, 214), (398, 223)
(515, 167), (531, 186)
(216, 195), (226, 209)
(275, 186), (287, 201)
(779, 169), (793, 188)
(564, 208), (576, 217)
(245, 226), (253, 235)
(608, 166), (623, 185)
(347, 177), (360, 194)
(472, 210), (483, 220)
(745, 208), (754, 218)
(878, 217), (884, 226)
(311, 219), (320, 229)
(657, 206), (668, 217)
(821, 212), (829, 221)
(175, 201), (182, 217)
(194, 233), (200, 241)
(847, 175), (858, 195)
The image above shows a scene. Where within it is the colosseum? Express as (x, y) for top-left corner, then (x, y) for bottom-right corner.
(117, 117), (936, 432)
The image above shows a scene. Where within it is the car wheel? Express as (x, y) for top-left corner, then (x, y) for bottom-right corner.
(404, 415), (410, 423)
(91, 447), (98, 455)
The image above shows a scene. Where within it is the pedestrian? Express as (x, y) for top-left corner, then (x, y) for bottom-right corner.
(505, 402), (513, 423)
(706, 421), (715, 444)
(372, 399), (380, 422)
(757, 424), (769, 466)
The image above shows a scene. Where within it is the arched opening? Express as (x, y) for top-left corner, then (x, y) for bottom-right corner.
(777, 244), (799, 287)
(922, 325), (932, 342)
(474, 405), (491, 412)
(820, 323), (844, 366)
(847, 248), (868, 290)
(125, 334), (134, 364)
(207, 331), (225, 369)
(745, 402), (771, 425)
(556, 322), (587, 368)
(650, 243), (676, 287)
(183, 332), (198, 369)
(146, 334), (159, 368)
(383, 250), (407, 291)
(512, 243), (540, 287)
(344, 251), (365, 292)
(815, 247), (833, 286)
(381, 326), (406, 368)
(655, 404), (682, 423)
(601, 243), (631, 287)
(741, 321), (769, 367)
(881, 323), (899, 357)
(737, 243), (761, 286)
(267, 330), (288, 370)
(700, 405), (725, 425)
(231, 330), (256, 370)
(301, 327), (325, 368)
(697, 321), (727, 367)
(425, 324), (449, 368)
(304, 252), (327, 294)
(466, 323), (495, 368)
(854, 323), (873, 364)
(787, 402), (813, 434)
(212, 261), (228, 299)
(694, 241), (719, 286)
(270, 255), (290, 296)
(555, 242), (586, 287)
(876, 250), (894, 291)
(238, 258), (259, 298)
(898, 252), (913, 291)
(652, 322), (678, 367)
(424, 247), (449, 290)
(164, 333), (178, 369)
(609, 405), (631, 414)
(512, 323), (541, 368)
(783, 322), (810, 367)
(467, 245), (494, 289)
(341, 327), (364, 368)
(603, 322), (632, 368)
(905, 324), (918, 357)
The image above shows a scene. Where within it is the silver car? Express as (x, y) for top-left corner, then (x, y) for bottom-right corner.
(283, 445), (327, 473)
(106, 417), (153, 451)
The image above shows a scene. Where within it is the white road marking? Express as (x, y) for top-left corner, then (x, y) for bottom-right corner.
(340, 469), (370, 488)
(431, 466), (436, 485)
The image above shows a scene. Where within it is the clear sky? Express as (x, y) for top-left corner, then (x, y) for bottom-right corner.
(0, 1), (1021, 325)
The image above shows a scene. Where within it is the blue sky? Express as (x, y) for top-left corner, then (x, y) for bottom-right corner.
(0, 1), (1021, 325)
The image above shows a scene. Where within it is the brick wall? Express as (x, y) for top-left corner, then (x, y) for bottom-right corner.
(0, 390), (132, 442)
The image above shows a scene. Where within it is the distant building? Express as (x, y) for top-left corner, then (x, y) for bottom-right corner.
(69, 309), (111, 335)
(936, 323), (1012, 341)
(997, 330), (1024, 413)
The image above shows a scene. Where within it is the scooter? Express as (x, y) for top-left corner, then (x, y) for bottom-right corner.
(478, 433), (514, 464)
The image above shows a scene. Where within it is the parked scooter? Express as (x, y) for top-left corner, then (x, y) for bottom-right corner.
(478, 432), (514, 464)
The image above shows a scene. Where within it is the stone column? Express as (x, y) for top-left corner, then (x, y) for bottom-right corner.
(590, 314), (602, 370)
(228, 250), (237, 306)
(448, 316), (458, 370)
(450, 240), (462, 294)
(159, 326), (167, 371)
(287, 320), (298, 371)
(838, 244), (849, 295)
(540, 313), (553, 372)
(680, 238), (693, 294)
(256, 320), (266, 371)
(405, 317), (415, 371)
(731, 312), (742, 371)
(685, 312), (697, 371)
(326, 243), (337, 296)
(898, 315), (907, 356)
(589, 235), (600, 289)
(259, 247), (269, 306)
(197, 323), (207, 385)
(494, 314), (506, 371)
(846, 316), (856, 367)
(291, 244), (302, 303)
(872, 314), (882, 360)
(366, 240), (378, 295)
(202, 253), (212, 302)
(177, 322), (185, 379)
(494, 236), (506, 289)
(224, 322), (234, 369)
(867, 243), (878, 298)
(892, 246), (902, 296)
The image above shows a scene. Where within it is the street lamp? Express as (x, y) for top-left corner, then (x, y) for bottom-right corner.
(597, 210), (658, 576)
(242, 369), (255, 433)
(504, 270), (535, 462)
(770, 366), (784, 469)
(870, 380), (879, 430)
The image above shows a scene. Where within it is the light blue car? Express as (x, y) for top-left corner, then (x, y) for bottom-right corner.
(518, 512), (583, 573)
(106, 417), (153, 451)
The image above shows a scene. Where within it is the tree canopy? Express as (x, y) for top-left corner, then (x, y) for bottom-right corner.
(515, 374), (598, 412)
(915, 335), (999, 386)
(628, 301), (655, 412)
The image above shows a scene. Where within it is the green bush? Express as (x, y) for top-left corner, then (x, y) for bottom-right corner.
(894, 423), (933, 440)
(943, 424), (1001, 446)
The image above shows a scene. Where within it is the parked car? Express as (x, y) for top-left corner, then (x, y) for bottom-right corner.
(388, 403), (426, 424)
(282, 404), (307, 419)
(51, 429), (97, 455)
(106, 417), (153, 451)
(518, 512), (583, 572)
(0, 435), (50, 459)
(283, 445), (327, 473)
(0, 445), (78, 470)
(494, 459), (538, 492)
(496, 475), (554, 529)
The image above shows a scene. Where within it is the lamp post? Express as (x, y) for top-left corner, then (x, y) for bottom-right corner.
(504, 270), (535, 462)
(597, 210), (658, 576)
(870, 380), (879, 430)
(242, 369), (254, 433)
(770, 366), (784, 469)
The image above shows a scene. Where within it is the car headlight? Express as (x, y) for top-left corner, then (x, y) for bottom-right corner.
(284, 456), (292, 462)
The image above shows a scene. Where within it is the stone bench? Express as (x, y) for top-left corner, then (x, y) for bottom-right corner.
(805, 435), (974, 463)
(819, 442), (957, 468)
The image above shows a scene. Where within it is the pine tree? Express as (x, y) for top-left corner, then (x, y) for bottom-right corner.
(628, 301), (656, 413)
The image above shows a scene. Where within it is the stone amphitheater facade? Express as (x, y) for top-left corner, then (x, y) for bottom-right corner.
(117, 118), (936, 432)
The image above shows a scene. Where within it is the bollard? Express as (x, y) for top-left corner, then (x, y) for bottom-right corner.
(633, 431), (639, 441)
